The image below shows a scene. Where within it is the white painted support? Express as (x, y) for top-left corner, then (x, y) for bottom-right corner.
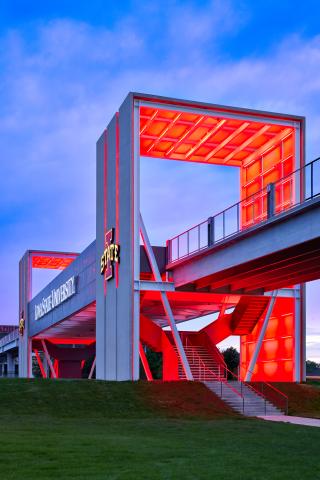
(132, 101), (141, 380)
(140, 214), (193, 380)
(294, 286), (302, 382)
(41, 340), (56, 379)
(34, 349), (47, 379)
(6, 352), (15, 378)
(245, 290), (278, 382)
(265, 288), (295, 298)
(134, 280), (175, 292)
(139, 343), (153, 381)
(138, 100), (299, 127)
(88, 356), (96, 380)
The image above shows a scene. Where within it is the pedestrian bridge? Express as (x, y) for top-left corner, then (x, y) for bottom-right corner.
(167, 157), (320, 293)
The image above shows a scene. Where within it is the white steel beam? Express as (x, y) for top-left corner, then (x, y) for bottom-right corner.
(140, 214), (193, 380)
(88, 356), (96, 379)
(245, 290), (278, 382)
(264, 288), (296, 298)
(185, 119), (226, 159)
(205, 122), (250, 162)
(41, 339), (56, 379)
(133, 101), (141, 380)
(223, 125), (271, 164)
(134, 280), (175, 292)
(138, 100), (300, 127)
(243, 128), (292, 167)
(34, 349), (47, 379)
(139, 343), (153, 381)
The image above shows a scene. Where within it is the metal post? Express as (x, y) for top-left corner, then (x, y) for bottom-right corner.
(34, 349), (47, 378)
(223, 211), (225, 238)
(41, 340), (56, 379)
(139, 343), (153, 381)
(6, 352), (15, 378)
(208, 217), (214, 246)
(267, 182), (275, 218)
(140, 214), (193, 380)
(88, 356), (96, 379)
(245, 290), (278, 382)
(237, 203), (240, 232)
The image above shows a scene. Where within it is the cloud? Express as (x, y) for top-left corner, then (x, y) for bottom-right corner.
(0, 6), (320, 342)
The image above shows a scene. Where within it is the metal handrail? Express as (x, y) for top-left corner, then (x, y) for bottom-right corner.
(167, 156), (320, 263)
(182, 337), (289, 414)
(240, 366), (289, 414)
(182, 340), (245, 413)
(0, 329), (19, 348)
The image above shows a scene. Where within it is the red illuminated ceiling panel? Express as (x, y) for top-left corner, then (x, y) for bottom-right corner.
(140, 107), (293, 167)
(32, 253), (78, 270)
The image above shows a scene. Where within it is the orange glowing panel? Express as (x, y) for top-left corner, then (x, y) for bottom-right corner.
(240, 297), (295, 382)
(32, 253), (78, 270)
(139, 106), (294, 168)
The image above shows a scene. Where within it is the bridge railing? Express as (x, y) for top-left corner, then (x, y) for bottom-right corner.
(167, 157), (320, 263)
(0, 329), (19, 349)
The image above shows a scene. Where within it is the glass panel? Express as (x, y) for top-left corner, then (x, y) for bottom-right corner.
(224, 205), (239, 237)
(199, 222), (208, 249)
(189, 227), (199, 253)
(214, 213), (224, 241)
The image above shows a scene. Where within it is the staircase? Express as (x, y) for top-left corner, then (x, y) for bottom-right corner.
(231, 296), (270, 335)
(176, 344), (226, 381)
(205, 380), (283, 416)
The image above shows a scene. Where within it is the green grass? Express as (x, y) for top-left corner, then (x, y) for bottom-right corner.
(272, 382), (320, 418)
(0, 379), (320, 480)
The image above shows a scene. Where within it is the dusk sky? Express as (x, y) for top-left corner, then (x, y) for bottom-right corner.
(1, 1), (319, 360)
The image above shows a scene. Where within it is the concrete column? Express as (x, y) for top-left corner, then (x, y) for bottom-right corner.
(6, 352), (15, 377)
(19, 252), (33, 378)
(96, 94), (137, 380)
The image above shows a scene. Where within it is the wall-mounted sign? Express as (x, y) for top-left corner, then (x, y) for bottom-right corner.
(19, 312), (25, 336)
(100, 228), (120, 280)
(34, 276), (76, 321)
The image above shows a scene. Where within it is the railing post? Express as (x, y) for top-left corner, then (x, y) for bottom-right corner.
(166, 239), (171, 263)
(311, 161), (314, 198)
(267, 182), (275, 218)
(223, 211), (225, 238)
(237, 202), (240, 232)
(207, 217), (214, 246)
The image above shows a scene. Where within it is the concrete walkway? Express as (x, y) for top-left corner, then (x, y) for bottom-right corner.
(259, 415), (320, 428)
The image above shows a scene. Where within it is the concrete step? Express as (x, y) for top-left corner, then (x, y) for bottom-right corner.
(205, 380), (283, 417)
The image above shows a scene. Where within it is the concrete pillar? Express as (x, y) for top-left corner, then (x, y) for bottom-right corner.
(96, 94), (139, 380)
(6, 352), (15, 377)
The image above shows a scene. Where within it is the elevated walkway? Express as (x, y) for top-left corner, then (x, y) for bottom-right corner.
(167, 158), (320, 293)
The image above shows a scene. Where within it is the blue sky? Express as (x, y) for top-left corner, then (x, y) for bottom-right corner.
(0, 0), (319, 360)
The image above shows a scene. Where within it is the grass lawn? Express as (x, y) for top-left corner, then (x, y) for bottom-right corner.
(272, 381), (320, 418)
(0, 379), (320, 480)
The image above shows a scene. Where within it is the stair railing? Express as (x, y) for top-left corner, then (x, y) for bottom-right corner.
(181, 338), (288, 414)
(240, 366), (289, 414)
(181, 340), (245, 413)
